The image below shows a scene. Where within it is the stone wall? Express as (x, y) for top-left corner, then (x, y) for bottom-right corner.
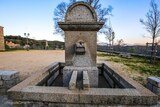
(147, 77), (160, 97)
(0, 70), (19, 95)
(0, 26), (5, 51)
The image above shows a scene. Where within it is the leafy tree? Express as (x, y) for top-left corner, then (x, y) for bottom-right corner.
(140, 0), (160, 63)
(54, 0), (112, 36)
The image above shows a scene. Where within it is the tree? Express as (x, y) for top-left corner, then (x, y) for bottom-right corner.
(117, 39), (124, 46)
(117, 39), (124, 51)
(105, 28), (115, 43)
(140, 0), (160, 63)
(54, 0), (112, 35)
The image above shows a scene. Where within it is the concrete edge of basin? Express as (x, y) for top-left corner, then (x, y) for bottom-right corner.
(7, 62), (158, 105)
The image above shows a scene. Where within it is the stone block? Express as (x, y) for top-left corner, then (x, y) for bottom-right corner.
(63, 67), (73, 87)
(103, 71), (114, 87)
(47, 71), (59, 86)
(0, 88), (6, 95)
(147, 77), (160, 87)
(87, 67), (98, 88)
(152, 85), (160, 95)
(15, 77), (20, 84)
(0, 70), (19, 80)
(3, 79), (17, 88)
(146, 82), (153, 91)
(69, 71), (77, 90)
(0, 80), (3, 86)
(83, 71), (90, 90)
(63, 66), (98, 88)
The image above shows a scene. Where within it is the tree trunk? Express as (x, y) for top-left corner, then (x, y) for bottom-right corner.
(151, 37), (155, 63)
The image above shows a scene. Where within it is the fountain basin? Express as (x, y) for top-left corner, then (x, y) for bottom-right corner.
(8, 62), (158, 106)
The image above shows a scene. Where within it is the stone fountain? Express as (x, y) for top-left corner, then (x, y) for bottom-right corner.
(8, 2), (158, 107)
(58, 2), (104, 89)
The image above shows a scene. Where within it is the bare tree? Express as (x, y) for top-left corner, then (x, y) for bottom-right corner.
(54, 0), (112, 35)
(54, 2), (68, 36)
(117, 39), (124, 46)
(117, 39), (124, 51)
(105, 28), (115, 45)
(140, 0), (160, 63)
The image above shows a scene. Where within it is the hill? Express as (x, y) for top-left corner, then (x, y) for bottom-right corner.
(4, 35), (64, 50)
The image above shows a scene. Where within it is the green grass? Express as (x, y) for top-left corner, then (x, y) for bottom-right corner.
(97, 52), (160, 85)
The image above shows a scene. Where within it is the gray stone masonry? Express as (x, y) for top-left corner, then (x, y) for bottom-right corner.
(7, 63), (158, 106)
(69, 71), (77, 90)
(59, 2), (103, 89)
(83, 71), (90, 90)
(63, 66), (98, 88)
(0, 26), (5, 51)
(0, 70), (19, 95)
(147, 76), (160, 95)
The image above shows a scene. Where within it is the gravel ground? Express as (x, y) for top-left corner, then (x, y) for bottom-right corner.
(0, 50), (65, 106)
(0, 50), (65, 80)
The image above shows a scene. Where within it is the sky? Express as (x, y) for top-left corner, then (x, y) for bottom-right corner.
(0, 0), (160, 45)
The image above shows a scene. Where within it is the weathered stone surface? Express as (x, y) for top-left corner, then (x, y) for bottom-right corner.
(146, 82), (153, 91)
(47, 70), (59, 86)
(0, 70), (19, 80)
(63, 66), (98, 88)
(153, 85), (160, 95)
(147, 77), (160, 87)
(64, 31), (98, 66)
(69, 71), (77, 90)
(8, 85), (157, 105)
(0, 70), (20, 95)
(0, 26), (5, 51)
(0, 88), (6, 95)
(146, 77), (160, 95)
(0, 80), (3, 86)
(7, 63), (158, 106)
(65, 2), (97, 22)
(103, 71), (114, 87)
(59, 2), (103, 67)
(10, 101), (160, 107)
(3, 79), (17, 88)
(83, 71), (90, 90)
(63, 67), (73, 87)
(59, 2), (103, 90)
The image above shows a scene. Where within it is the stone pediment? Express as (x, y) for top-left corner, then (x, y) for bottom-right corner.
(65, 2), (97, 22)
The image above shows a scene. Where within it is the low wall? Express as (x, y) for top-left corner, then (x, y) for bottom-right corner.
(8, 62), (158, 106)
(0, 70), (19, 95)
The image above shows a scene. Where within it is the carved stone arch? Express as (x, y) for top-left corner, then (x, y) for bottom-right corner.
(65, 2), (97, 22)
